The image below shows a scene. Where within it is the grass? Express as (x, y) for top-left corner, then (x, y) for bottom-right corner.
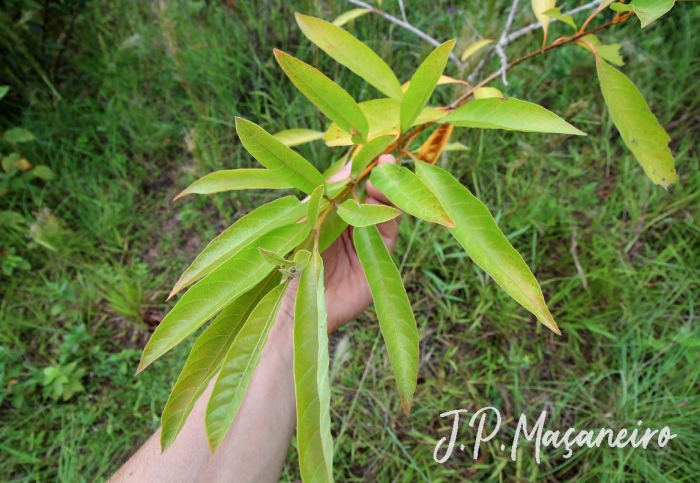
(1, 0), (699, 481)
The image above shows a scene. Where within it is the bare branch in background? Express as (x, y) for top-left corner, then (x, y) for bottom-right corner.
(468, 0), (602, 84)
(494, 0), (520, 86)
(345, 0), (464, 69)
(397, 0), (408, 23)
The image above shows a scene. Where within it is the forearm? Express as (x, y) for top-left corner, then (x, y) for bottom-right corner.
(111, 311), (296, 483)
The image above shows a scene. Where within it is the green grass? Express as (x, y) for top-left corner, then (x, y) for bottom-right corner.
(1, 0), (699, 481)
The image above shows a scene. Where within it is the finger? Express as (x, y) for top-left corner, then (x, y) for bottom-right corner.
(365, 154), (396, 206)
(326, 159), (352, 183)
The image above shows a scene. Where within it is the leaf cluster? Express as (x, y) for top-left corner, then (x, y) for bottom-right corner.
(138, 3), (681, 480)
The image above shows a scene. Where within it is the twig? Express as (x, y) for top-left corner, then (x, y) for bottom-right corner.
(495, 0), (521, 86)
(506, 0), (602, 43)
(345, 0), (464, 69)
(569, 229), (589, 290)
(468, 0), (601, 84)
(455, 16), (620, 108)
(397, 0), (408, 23)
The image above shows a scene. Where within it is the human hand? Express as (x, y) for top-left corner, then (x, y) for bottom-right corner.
(280, 154), (400, 333)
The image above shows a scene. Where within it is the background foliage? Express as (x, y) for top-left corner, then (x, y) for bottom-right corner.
(1, 0), (698, 480)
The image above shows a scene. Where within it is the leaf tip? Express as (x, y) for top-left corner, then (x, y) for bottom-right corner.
(173, 190), (187, 201)
(135, 359), (148, 376)
(401, 396), (413, 417)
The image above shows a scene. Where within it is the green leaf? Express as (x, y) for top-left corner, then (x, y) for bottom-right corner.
(353, 225), (418, 415)
(174, 169), (292, 200)
(443, 142), (469, 152)
(295, 13), (403, 99)
(400, 39), (456, 132)
(577, 35), (624, 67)
(259, 248), (294, 268)
(293, 249), (312, 268)
(337, 199), (400, 227)
(326, 177), (350, 198)
(307, 184), (326, 227)
(460, 39), (494, 62)
(442, 98), (585, 135)
(236, 117), (325, 195)
(369, 163), (455, 227)
(610, 0), (675, 27)
(473, 87), (503, 99)
(170, 196), (305, 297)
(332, 8), (372, 27)
(4, 128), (36, 144)
(323, 154), (349, 180)
(275, 50), (368, 143)
(0, 86), (9, 101)
(595, 58), (677, 187)
(205, 282), (289, 450)
(324, 98), (447, 147)
(351, 134), (395, 179)
(414, 161), (560, 334)
(138, 223), (310, 373)
(294, 251), (333, 482)
(531, 0), (557, 42)
(32, 165), (55, 181)
(318, 207), (348, 253)
(543, 7), (577, 30)
(160, 273), (280, 450)
(273, 128), (325, 147)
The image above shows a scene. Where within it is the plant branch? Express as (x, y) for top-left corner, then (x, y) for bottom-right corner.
(345, 0), (464, 69)
(494, 0), (521, 86)
(397, 0), (408, 23)
(468, 0), (602, 84)
(330, 1), (630, 203)
(454, 15), (624, 108)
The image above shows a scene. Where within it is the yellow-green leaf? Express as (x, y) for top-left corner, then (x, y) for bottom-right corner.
(236, 117), (325, 195)
(337, 199), (400, 227)
(170, 196), (305, 297)
(532, 0), (557, 43)
(138, 223), (310, 373)
(318, 206), (349, 253)
(273, 128), (325, 147)
(442, 98), (585, 135)
(473, 87), (503, 99)
(326, 177), (350, 198)
(401, 74), (467, 93)
(460, 39), (494, 62)
(543, 7), (576, 30)
(4, 127), (35, 144)
(332, 8), (371, 27)
(275, 50), (368, 143)
(295, 13), (403, 99)
(205, 282), (289, 450)
(353, 225), (419, 415)
(324, 98), (447, 147)
(294, 251), (333, 482)
(595, 58), (677, 187)
(307, 184), (326, 227)
(610, 0), (675, 28)
(160, 273), (280, 450)
(415, 161), (560, 335)
(577, 34), (624, 67)
(401, 39), (456, 132)
(351, 134), (396, 179)
(174, 169), (291, 200)
(369, 163), (455, 227)
(443, 142), (469, 152)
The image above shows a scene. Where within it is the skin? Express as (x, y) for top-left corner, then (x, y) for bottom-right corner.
(111, 155), (399, 483)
